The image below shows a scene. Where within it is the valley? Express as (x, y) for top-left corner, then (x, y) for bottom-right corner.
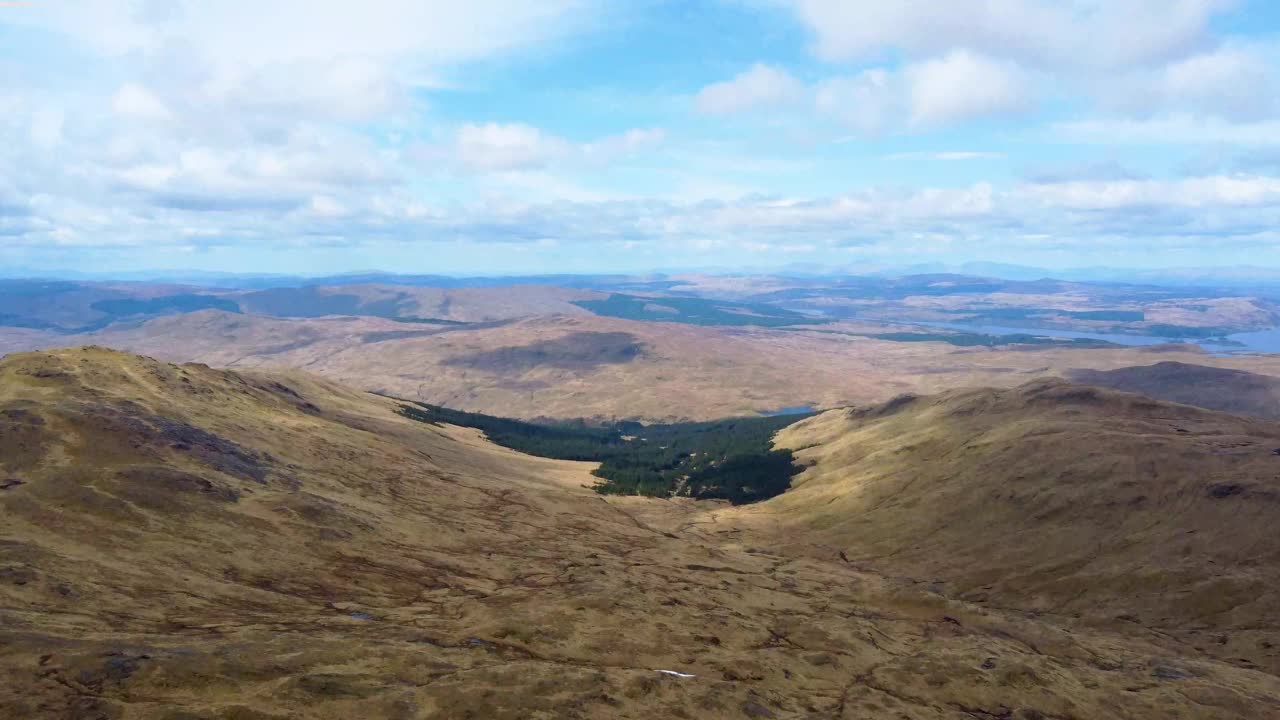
(12, 3), (1280, 717)
(6, 274), (1280, 718)
(398, 401), (808, 502)
(3, 348), (1280, 718)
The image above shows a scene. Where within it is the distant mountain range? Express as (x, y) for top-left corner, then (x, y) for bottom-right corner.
(9, 263), (1280, 292)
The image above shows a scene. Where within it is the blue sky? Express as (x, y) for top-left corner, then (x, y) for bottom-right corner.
(2, 0), (1280, 275)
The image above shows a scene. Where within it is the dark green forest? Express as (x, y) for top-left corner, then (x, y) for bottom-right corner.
(398, 402), (811, 504)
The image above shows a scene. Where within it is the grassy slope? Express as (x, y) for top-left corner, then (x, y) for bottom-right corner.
(748, 379), (1280, 676)
(3, 349), (1279, 717)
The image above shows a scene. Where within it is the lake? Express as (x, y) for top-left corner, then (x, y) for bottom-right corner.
(758, 405), (816, 417)
(917, 322), (1280, 354)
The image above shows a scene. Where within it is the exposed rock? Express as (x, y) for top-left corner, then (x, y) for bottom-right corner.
(1207, 483), (1245, 499)
(741, 700), (777, 718)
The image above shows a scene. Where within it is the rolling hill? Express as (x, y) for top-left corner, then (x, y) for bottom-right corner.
(5, 310), (1273, 423)
(744, 379), (1280, 678)
(1068, 361), (1280, 419)
(2, 348), (1280, 717)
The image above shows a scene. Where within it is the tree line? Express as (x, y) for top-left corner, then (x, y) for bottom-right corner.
(398, 402), (810, 504)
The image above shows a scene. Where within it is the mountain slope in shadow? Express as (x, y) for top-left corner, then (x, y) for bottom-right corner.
(1068, 361), (1280, 419)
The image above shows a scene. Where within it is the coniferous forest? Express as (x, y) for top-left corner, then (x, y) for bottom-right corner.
(398, 402), (811, 504)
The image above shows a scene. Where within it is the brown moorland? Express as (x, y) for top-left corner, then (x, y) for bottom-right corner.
(10, 311), (1280, 421)
(733, 380), (1280, 678)
(1068, 361), (1280, 419)
(2, 348), (1280, 717)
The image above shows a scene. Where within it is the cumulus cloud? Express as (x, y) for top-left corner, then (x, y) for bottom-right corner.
(1103, 45), (1279, 121)
(1054, 115), (1280, 145)
(801, 52), (1034, 134)
(14, 0), (593, 70)
(814, 70), (899, 135)
(768, 1), (1256, 137)
(9, 157), (1280, 257)
(453, 123), (569, 172)
(2, 0), (1277, 268)
(696, 64), (805, 114)
(111, 84), (172, 121)
(1024, 160), (1148, 184)
(28, 109), (64, 149)
(0, 0), (604, 250)
(786, 0), (1230, 70)
(443, 123), (664, 173)
(389, 174), (1280, 259)
(904, 50), (1033, 127)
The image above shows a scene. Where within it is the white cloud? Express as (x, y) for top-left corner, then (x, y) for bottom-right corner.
(1019, 174), (1280, 210)
(696, 63), (805, 114)
(583, 128), (666, 163)
(1103, 45), (1278, 121)
(308, 195), (349, 218)
(16, 0), (593, 70)
(1055, 115), (1280, 145)
(3, 0), (1277, 267)
(934, 151), (1001, 161)
(885, 151), (1004, 161)
(111, 83), (172, 121)
(711, 3), (1260, 137)
(202, 57), (401, 123)
(454, 123), (569, 172)
(0, 0), (606, 249)
(787, 0), (1231, 70)
(815, 70), (899, 135)
(28, 109), (64, 148)
(7, 155), (1280, 260)
(905, 50), (1033, 127)
(449, 123), (665, 172)
(96, 128), (397, 214)
(809, 52), (1031, 134)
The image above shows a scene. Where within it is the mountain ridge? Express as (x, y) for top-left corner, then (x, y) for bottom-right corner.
(1068, 361), (1280, 419)
(746, 377), (1280, 676)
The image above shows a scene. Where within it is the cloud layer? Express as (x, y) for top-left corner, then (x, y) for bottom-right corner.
(2, 0), (1279, 271)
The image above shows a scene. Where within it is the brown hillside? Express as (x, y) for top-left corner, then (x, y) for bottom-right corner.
(1068, 361), (1280, 419)
(3, 349), (1280, 718)
(10, 310), (1274, 422)
(748, 379), (1280, 676)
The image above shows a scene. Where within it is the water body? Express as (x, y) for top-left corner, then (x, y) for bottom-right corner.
(1218, 327), (1280, 353)
(759, 405), (816, 417)
(918, 322), (1280, 354)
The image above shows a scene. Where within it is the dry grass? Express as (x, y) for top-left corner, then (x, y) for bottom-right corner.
(2, 348), (1279, 717)
(8, 311), (1280, 422)
(731, 379), (1280, 676)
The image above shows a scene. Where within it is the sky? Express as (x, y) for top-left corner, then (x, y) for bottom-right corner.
(2, 0), (1280, 275)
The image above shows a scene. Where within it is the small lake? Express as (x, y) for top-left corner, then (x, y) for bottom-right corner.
(1217, 327), (1280, 353)
(759, 405), (816, 417)
(918, 322), (1280, 355)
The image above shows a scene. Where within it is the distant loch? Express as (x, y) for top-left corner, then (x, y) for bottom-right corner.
(759, 405), (816, 417)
